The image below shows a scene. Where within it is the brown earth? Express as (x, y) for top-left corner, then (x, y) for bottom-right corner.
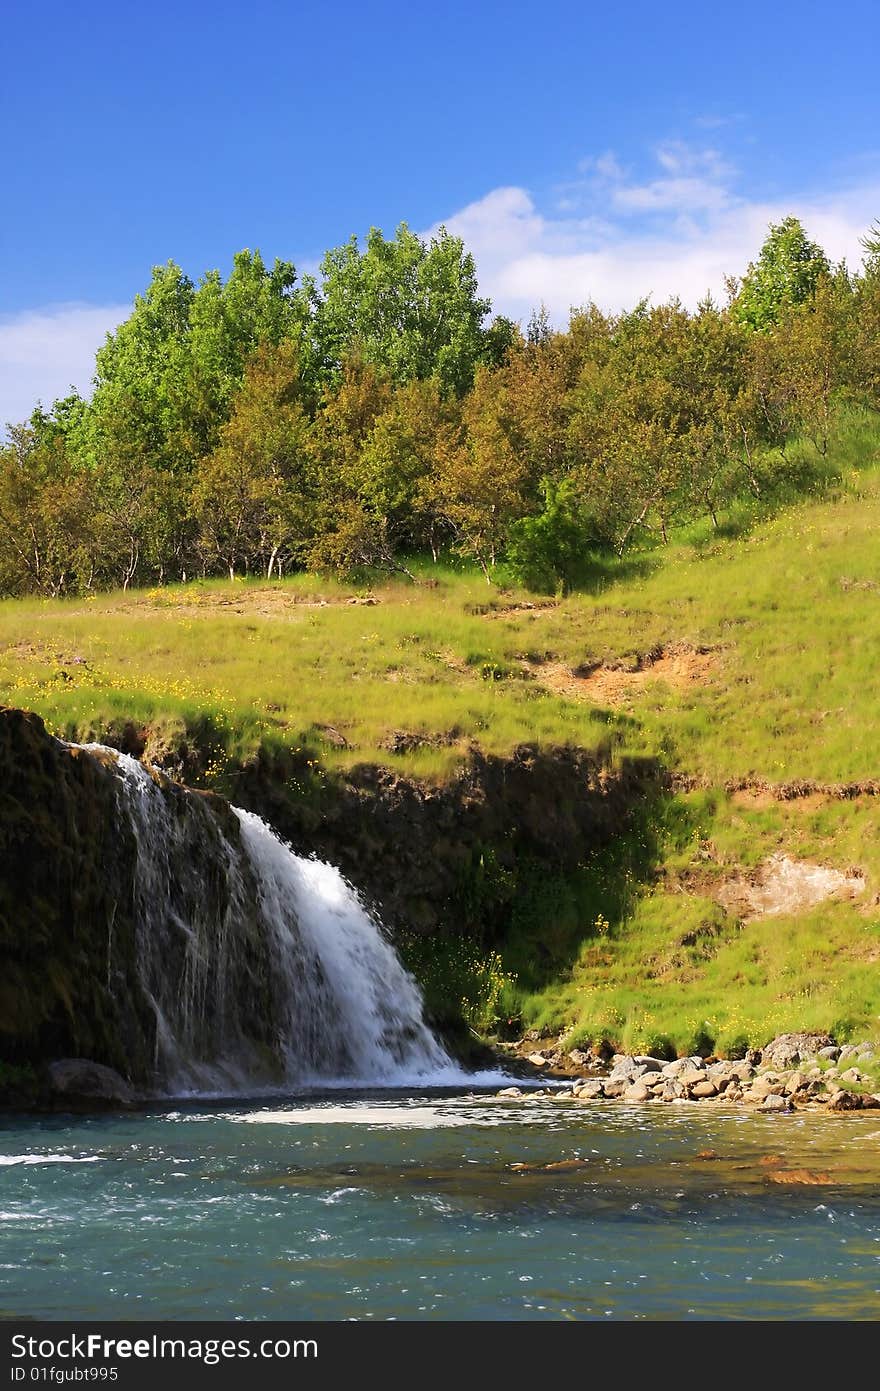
(529, 643), (718, 707)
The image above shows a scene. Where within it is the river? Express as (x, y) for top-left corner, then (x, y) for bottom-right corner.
(3, 1090), (880, 1321)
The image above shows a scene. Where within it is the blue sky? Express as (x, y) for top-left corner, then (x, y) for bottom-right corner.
(2, 0), (879, 424)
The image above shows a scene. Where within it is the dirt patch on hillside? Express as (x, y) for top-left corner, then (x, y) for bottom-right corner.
(477, 600), (559, 619)
(717, 853), (866, 921)
(531, 643), (718, 706)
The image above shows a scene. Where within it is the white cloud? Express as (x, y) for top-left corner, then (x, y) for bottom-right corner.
(0, 302), (128, 431)
(431, 142), (880, 324)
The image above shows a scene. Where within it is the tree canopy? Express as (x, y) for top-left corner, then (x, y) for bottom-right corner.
(1, 213), (878, 596)
(732, 216), (832, 332)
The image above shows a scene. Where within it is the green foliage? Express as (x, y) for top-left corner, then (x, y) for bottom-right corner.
(395, 933), (516, 1036)
(733, 216), (832, 332)
(4, 212), (879, 597)
(507, 478), (599, 592)
(303, 223), (493, 397)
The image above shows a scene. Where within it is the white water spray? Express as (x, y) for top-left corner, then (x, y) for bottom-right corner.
(86, 746), (466, 1092)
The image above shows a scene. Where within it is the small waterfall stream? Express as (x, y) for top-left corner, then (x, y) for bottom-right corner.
(86, 746), (457, 1093)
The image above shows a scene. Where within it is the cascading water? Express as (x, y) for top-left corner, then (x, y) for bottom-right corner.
(84, 746), (460, 1093)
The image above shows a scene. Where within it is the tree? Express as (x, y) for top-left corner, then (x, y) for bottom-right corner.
(0, 425), (97, 596)
(566, 300), (754, 548)
(190, 342), (310, 579)
(732, 217), (831, 332)
(303, 223), (492, 395)
(183, 250), (306, 458)
(430, 366), (530, 578)
(748, 270), (851, 457)
(357, 377), (461, 557)
(79, 251), (306, 484)
(849, 222), (880, 408)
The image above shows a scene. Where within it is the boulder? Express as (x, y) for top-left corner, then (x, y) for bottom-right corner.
(567, 1049), (591, 1069)
(838, 1067), (863, 1086)
(47, 1058), (134, 1109)
(760, 1033), (835, 1070)
(750, 1076), (784, 1098)
(761, 1093), (793, 1113)
(827, 1089), (862, 1111)
(608, 1056), (646, 1082)
(602, 1078), (628, 1098)
(690, 1080), (719, 1099)
(661, 1056), (706, 1079)
(623, 1081), (652, 1102)
(574, 1079), (605, 1100)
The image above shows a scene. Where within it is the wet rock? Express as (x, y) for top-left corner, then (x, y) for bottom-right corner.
(573, 1079), (605, 1100)
(761, 1093), (793, 1113)
(827, 1089), (862, 1111)
(496, 1087), (523, 1098)
(47, 1058), (134, 1109)
(765, 1168), (833, 1185)
(527, 1052), (550, 1067)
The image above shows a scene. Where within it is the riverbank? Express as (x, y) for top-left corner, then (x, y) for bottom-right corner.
(494, 1030), (880, 1116)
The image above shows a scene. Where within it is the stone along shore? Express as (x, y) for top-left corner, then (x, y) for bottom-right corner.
(495, 1032), (880, 1113)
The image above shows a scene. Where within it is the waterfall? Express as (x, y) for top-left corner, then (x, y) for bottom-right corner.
(84, 746), (457, 1094)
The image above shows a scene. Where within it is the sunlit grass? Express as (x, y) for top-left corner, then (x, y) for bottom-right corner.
(513, 792), (880, 1053)
(3, 417), (880, 783)
(2, 410), (880, 1051)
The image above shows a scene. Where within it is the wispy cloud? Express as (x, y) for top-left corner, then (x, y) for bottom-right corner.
(432, 141), (880, 323)
(0, 302), (128, 432)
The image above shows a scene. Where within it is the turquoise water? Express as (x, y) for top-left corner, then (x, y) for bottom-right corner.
(3, 1092), (880, 1321)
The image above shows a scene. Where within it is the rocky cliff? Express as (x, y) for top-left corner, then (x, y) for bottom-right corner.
(0, 706), (660, 1100)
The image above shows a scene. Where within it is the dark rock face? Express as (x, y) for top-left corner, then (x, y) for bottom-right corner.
(233, 742), (661, 938)
(0, 707), (151, 1081)
(0, 708), (282, 1095)
(0, 706), (659, 1100)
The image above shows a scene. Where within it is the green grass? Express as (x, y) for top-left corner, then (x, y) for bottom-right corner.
(2, 411), (878, 786)
(509, 790), (880, 1055)
(3, 408), (880, 1052)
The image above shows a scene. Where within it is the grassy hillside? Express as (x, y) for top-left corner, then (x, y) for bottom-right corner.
(3, 410), (880, 1056)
